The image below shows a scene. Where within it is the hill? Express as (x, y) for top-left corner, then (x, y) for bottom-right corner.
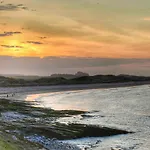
(50, 71), (89, 79)
(0, 74), (150, 87)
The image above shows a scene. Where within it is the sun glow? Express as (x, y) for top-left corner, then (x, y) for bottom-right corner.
(8, 40), (22, 55)
(1, 39), (24, 56)
(9, 40), (19, 45)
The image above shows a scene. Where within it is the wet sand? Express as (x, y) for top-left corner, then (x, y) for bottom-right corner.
(0, 81), (150, 101)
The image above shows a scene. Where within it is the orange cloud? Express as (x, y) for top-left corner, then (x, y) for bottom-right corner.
(143, 17), (150, 21)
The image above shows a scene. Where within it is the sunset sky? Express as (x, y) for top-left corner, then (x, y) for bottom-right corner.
(0, 0), (150, 75)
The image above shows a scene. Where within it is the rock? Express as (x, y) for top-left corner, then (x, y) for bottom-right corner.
(25, 135), (81, 150)
(31, 111), (46, 116)
(12, 135), (18, 141)
(1, 112), (29, 122)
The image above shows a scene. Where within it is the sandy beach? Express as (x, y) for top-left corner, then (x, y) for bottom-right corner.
(0, 81), (150, 101)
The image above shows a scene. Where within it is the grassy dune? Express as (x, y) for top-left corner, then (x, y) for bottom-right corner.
(0, 74), (150, 87)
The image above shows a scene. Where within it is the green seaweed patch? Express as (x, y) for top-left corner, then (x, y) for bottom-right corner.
(22, 123), (132, 140)
(42, 109), (85, 117)
(0, 99), (84, 117)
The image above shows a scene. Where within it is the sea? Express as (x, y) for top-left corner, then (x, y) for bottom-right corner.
(24, 84), (150, 150)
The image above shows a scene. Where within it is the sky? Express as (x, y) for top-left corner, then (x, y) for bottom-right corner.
(0, 0), (150, 75)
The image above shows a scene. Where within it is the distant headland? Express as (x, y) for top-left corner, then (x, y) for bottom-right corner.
(0, 72), (150, 87)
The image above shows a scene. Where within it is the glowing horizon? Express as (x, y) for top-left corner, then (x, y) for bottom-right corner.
(0, 0), (150, 58)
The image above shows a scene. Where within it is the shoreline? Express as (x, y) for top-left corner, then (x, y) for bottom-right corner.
(0, 97), (132, 150)
(0, 82), (150, 150)
(0, 81), (150, 101)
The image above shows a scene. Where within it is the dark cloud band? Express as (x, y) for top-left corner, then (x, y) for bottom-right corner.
(1, 45), (23, 48)
(27, 41), (43, 45)
(0, 3), (28, 11)
(0, 56), (149, 76)
(0, 31), (22, 37)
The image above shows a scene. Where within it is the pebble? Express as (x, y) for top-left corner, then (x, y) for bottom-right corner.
(25, 135), (81, 150)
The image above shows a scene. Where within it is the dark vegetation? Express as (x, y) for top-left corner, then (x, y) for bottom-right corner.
(0, 74), (150, 87)
(50, 71), (89, 79)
